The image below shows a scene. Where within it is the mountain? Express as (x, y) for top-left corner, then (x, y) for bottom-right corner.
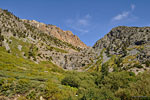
(22, 19), (87, 48)
(1, 8), (150, 73)
(91, 26), (150, 74)
(0, 8), (95, 70)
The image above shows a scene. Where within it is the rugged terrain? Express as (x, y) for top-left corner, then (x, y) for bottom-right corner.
(22, 19), (87, 48)
(0, 8), (150, 100)
(0, 8), (96, 70)
(86, 26), (150, 74)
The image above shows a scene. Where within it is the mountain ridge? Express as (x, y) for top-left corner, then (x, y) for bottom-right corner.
(22, 19), (88, 48)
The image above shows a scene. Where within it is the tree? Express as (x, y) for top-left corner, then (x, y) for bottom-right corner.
(61, 75), (80, 88)
(0, 33), (4, 46)
(101, 63), (109, 79)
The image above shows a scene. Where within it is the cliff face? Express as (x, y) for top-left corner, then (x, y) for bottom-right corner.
(22, 20), (88, 48)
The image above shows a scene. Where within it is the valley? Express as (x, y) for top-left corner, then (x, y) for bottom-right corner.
(0, 9), (150, 100)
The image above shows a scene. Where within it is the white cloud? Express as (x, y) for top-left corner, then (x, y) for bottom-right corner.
(66, 14), (91, 34)
(77, 19), (89, 26)
(112, 4), (136, 22)
(113, 11), (129, 21)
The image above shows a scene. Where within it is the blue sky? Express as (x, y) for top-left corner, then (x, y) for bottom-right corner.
(0, 0), (150, 46)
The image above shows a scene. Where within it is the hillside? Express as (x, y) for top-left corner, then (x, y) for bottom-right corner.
(0, 8), (95, 70)
(84, 26), (150, 74)
(22, 19), (87, 48)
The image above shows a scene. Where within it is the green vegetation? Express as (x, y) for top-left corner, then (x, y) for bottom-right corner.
(0, 47), (78, 99)
(46, 46), (68, 53)
(9, 37), (31, 57)
(87, 48), (105, 72)
(133, 64), (143, 68)
(0, 30), (4, 46)
(1, 9), (150, 100)
(143, 60), (150, 67)
(1, 44), (150, 99)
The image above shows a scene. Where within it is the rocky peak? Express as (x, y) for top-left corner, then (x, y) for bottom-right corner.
(22, 19), (88, 48)
(93, 26), (150, 53)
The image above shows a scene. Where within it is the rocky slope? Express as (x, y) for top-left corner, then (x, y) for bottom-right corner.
(91, 26), (150, 74)
(0, 8), (95, 70)
(22, 19), (87, 48)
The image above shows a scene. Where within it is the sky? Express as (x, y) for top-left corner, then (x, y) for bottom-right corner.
(0, 0), (150, 46)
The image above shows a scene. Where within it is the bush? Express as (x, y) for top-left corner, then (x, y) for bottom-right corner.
(26, 91), (37, 100)
(42, 81), (63, 100)
(115, 72), (150, 99)
(101, 63), (109, 77)
(129, 72), (135, 76)
(99, 72), (136, 92)
(15, 79), (30, 94)
(144, 60), (150, 67)
(133, 64), (143, 68)
(61, 75), (80, 88)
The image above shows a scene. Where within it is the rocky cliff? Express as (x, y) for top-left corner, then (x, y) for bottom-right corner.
(22, 19), (87, 48)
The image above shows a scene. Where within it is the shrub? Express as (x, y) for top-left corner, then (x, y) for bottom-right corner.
(100, 72), (136, 92)
(61, 75), (80, 88)
(101, 63), (109, 77)
(15, 79), (30, 94)
(133, 64), (143, 68)
(144, 60), (150, 67)
(129, 72), (135, 76)
(26, 91), (37, 100)
(42, 82), (62, 100)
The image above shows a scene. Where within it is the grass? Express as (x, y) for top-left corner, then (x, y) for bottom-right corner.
(9, 37), (31, 57)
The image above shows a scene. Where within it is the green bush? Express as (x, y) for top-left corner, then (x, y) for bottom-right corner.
(42, 81), (63, 100)
(133, 64), (143, 68)
(101, 63), (109, 77)
(26, 91), (37, 100)
(144, 60), (150, 67)
(99, 72), (136, 92)
(61, 75), (80, 88)
(129, 72), (135, 76)
(15, 79), (30, 94)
